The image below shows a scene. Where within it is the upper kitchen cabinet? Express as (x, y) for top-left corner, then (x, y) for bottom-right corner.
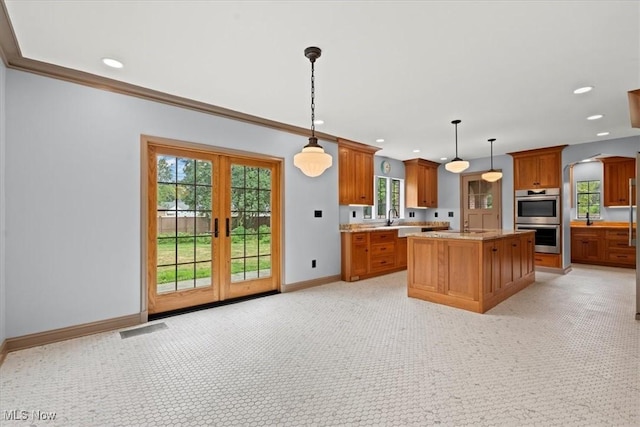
(338, 138), (380, 205)
(509, 145), (566, 190)
(404, 158), (440, 208)
(601, 156), (637, 207)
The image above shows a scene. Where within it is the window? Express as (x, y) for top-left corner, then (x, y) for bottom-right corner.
(364, 177), (404, 220)
(576, 180), (601, 219)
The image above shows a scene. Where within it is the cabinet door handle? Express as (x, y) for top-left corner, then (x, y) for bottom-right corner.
(492, 248), (498, 252)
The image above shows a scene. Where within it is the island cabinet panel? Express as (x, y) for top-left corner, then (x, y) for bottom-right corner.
(521, 234), (535, 276)
(443, 241), (480, 301)
(482, 241), (502, 297)
(408, 239), (440, 293)
(408, 231), (535, 313)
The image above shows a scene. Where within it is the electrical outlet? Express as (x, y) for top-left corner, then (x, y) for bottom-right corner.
(448, 211), (454, 217)
(312, 260), (317, 268)
(352, 211), (356, 218)
(314, 210), (322, 218)
(434, 212), (438, 217)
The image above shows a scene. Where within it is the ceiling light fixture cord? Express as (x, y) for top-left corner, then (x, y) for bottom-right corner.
(310, 58), (315, 138)
(490, 138), (494, 169)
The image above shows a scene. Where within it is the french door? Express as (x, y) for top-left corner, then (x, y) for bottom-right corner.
(145, 138), (281, 314)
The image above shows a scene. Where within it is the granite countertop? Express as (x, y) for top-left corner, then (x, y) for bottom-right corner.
(570, 221), (630, 228)
(406, 229), (534, 241)
(340, 221), (450, 233)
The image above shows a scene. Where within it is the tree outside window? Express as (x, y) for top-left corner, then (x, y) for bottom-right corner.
(364, 177), (404, 220)
(576, 180), (601, 219)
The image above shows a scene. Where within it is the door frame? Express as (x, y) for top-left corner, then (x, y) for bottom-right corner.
(140, 134), (284, 320)
(459, 171), (503, 231)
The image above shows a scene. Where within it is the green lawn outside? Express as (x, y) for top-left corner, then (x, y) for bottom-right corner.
(156, 233), (271, 284)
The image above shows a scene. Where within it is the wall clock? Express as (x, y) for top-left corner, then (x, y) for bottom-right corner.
(381, 160), (391, 175)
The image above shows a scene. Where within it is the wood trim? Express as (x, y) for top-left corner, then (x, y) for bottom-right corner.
(4, 313), (143, 353)
(507, 144), (568, 157)
(0, 4), (336, 143)
(336, 137), (381, 154)
(0, 339), (7, 366)
(403, 158), (441, 168)
(281, 275), (341, 293)
(629, 89), (640, 128)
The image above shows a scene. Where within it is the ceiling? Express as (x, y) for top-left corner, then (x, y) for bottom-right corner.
(3, 1), (639, 162)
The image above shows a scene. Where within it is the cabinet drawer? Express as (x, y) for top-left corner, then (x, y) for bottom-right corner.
(370, 254), (395, 271)
(571, 228), (603, 238)
(351, 233), (368, 244)
(606, 251), (636, 265)
(534, 253), (561, 268)
(605, 229), (629, 240)
(606, 239), (634, 250)
(370, 231), (396, 243)
(370, 242), (395, 256)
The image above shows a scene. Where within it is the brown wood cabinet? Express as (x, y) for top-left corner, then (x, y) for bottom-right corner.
(396, 237), (408, 268)
(571, 228), (604, 262)
(570, 226), (635, 268)
(403, 158), (439, 208)
(601, 157), (636, 207)
(509, 145), (566, 190)
(407, 231), (535, 313)
(533, 253), (561, 268)
(338, 138), (379, 205)
(341, 229), (406, 281)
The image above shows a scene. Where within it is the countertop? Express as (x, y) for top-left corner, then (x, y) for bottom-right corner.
(570, 221), (630, 228)
(406, 229), (534, 241)
(340, 222), (450, 233)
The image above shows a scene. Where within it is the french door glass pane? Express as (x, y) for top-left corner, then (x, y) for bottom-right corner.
(156, 155), (213, 293)
(467, 180), (493, 209)
(230, 164), (272, 283)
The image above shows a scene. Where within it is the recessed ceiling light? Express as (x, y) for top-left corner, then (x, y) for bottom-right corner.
(573, 86), (593, 94)
(313, 119), (324, 125)
(587, 114), (603, 120)
(102, 57), (124, 69)
(596, 132), (610, 136)
(376, 138), (385, 143)
(440, 157), (448, 161)
(412, 149), (420, 153)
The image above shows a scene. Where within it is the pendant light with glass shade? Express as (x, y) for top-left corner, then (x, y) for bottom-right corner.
(293, 47), (332, 177)
(481, 138), (503, 182)
(445, 119), (469, 173)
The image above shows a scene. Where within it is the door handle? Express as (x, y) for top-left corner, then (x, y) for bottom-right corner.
(226, 218), (230, 237)
(214, 218), (219, 238)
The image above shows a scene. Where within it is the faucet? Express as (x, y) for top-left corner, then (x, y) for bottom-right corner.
(586, 212), (592, 226)
(386, 208), (398, 226)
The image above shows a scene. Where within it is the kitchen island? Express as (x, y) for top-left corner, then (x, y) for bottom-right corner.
(407, 230), (536, 313)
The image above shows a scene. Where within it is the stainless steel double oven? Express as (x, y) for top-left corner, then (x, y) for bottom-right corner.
(515, 188), (561, 254)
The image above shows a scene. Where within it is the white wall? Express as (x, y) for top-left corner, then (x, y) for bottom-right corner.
(0, 60), (6, 345)
(426, 154), (515, 230)
(5, 69), (340, 338)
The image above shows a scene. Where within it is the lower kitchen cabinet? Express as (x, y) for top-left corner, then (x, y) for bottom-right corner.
(570, 226), (636, 268)
(341, 230), (406, 281)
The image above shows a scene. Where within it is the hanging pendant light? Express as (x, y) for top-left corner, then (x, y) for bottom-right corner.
(445, 119), (469, 173)
(294, 46), (332, 177)
(482, 138), (503, 182)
